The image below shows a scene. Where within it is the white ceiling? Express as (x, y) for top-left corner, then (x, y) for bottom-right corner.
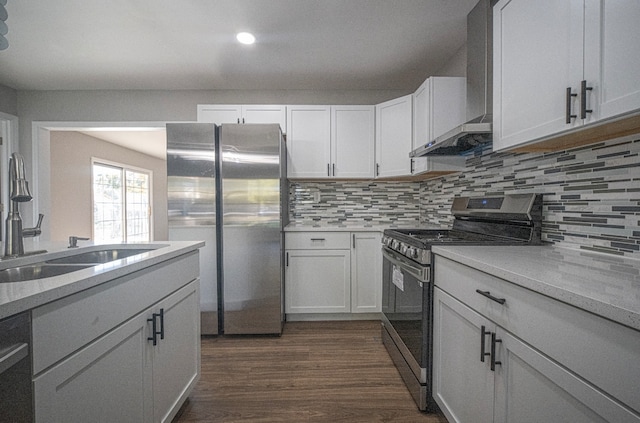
(0, 0), (477, 91)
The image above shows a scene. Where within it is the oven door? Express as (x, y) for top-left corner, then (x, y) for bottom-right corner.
(381, 246), (430, 380)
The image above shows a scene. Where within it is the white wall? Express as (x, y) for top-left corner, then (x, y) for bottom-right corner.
(50, 131), (167, 242)
(15, 88), (408, 232)
(435, 44), (467, 77)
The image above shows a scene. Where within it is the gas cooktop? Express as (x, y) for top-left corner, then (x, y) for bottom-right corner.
(382, 194), (543, 265)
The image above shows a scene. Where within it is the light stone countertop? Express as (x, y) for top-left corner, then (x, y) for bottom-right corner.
(0, 241), (204, 320)
(431, 245), (640, 331)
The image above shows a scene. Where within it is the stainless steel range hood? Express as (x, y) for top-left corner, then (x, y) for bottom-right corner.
(411, 0), (493, 157)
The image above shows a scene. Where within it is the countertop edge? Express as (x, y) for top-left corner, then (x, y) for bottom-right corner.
(431, 245), (640, 332)
(0, 241), (204, 320)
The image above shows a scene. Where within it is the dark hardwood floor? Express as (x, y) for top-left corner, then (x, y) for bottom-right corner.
(173, 320), (447, 423)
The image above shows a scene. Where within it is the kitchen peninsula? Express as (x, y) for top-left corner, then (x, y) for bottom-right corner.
(0, 241), (203, 423)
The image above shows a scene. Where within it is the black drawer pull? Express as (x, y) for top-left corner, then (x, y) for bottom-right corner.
(475, 289), (506, 305)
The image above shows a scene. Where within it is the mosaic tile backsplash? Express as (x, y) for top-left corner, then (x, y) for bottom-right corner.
(289, 134), (640, 256)
(289, 182), (420, 227)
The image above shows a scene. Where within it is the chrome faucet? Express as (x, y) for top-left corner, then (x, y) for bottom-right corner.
(4, 153), (45, 258)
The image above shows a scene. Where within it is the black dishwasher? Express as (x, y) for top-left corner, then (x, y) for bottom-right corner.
(0, 312), (33, 422)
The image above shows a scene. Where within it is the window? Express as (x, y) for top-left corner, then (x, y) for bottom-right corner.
(92, 160), (152, 243)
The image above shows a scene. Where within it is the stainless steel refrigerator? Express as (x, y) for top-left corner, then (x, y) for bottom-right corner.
(166, 123), (287, 335)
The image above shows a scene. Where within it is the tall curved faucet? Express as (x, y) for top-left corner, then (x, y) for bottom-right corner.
(4, 153), (45, 258)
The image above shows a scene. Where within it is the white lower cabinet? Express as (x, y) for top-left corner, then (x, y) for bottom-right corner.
(285, 248), (351, 313)
(350, 232), (382, 313)
(33, 309), (152, 422)
(433, 255), (640, 423)
(285, 231), (382, 315)
(32, 253), (201, 423)
(433, 289), (495, 423)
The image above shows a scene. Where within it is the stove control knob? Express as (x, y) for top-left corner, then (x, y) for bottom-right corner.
(400, 244), (408, 254)
(391, 240), (400, 250)
(407, 247), (418, 258)
(382, 236), (388, 246)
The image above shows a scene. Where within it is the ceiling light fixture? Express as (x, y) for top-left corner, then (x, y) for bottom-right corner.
(236, 32), (256, 45)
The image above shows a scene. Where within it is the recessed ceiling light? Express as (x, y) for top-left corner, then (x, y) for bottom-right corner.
(236, 32), (256, 45)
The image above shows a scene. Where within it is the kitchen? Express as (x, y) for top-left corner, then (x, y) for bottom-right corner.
(1, 0), (640, 422)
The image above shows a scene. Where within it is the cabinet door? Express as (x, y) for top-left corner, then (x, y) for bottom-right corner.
(34, 312), (153, 423)
(584, 0), (640, 123)
(350, 232), (382, 313)
(286, 106), (331, 178)
(433, 287), (494, 423)
(285, 249), (351, 313)
(375, 95), (412, 178)
(197, 104), (242, 124)
(332, 105), (375, 179)
(152, 280), (201, 423)
(241, 105), (287, 130)
(413, 77), (466, 149)
(494, 327), (640, 423)
(412, 79), (431, 150)
(493, 0), (584, 151)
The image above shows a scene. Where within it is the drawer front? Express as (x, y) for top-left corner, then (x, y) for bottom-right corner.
(286, 232), (351, 250)
(32, 252), (199, 375)
(434, 255), (640, 414)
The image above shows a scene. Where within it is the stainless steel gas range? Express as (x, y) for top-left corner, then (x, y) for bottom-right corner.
(381, 193), (543, 411)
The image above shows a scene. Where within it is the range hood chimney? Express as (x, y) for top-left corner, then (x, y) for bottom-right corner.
(411, 0), (493, 157)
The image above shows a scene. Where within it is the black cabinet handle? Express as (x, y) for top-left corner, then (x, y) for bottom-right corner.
(332, 163), (335, 177)
(376, 163), (380, 176)
(147, 310), (164, 345)
(327, 163), (330, 177)
(159, 308), (165, 341)
(237, 118), (240, 124)
(581, 80), (593, 119)
(475, 289), (506, 305)
(566, 87), (577, 124)
(491, 332), (502, 371)
(480, 325), (491, 363)
(286, 252), (289, 267)
(352, 234), (356, 249)
(147, 314), (158, 346)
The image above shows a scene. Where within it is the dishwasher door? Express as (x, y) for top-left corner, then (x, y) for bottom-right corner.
(0, 312), (33, 422)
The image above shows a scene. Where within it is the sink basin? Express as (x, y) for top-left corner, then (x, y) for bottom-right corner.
(0, 263), (93, 283)
(46, 248), (155, 265)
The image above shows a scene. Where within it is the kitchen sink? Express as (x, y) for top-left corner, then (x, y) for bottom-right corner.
(45, 248), (156, 265)
(0, 263), (94, 283)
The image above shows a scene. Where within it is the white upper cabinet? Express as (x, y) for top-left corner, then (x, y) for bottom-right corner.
(286, 105), (332, 179)
(375, 94), (413, 178)
(197, 104), (286, 130)
(332, 105), (375, 179)
(493, 0), (584, 150)
(413, 76), (466, 150)
(287, 105), (375, 179)
(412, 77), (467, 175)
(584, 0), (640, 122)
(493, 0), (640, 151)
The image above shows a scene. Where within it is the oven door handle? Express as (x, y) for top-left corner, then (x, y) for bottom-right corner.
(383, 248), (429, 283)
